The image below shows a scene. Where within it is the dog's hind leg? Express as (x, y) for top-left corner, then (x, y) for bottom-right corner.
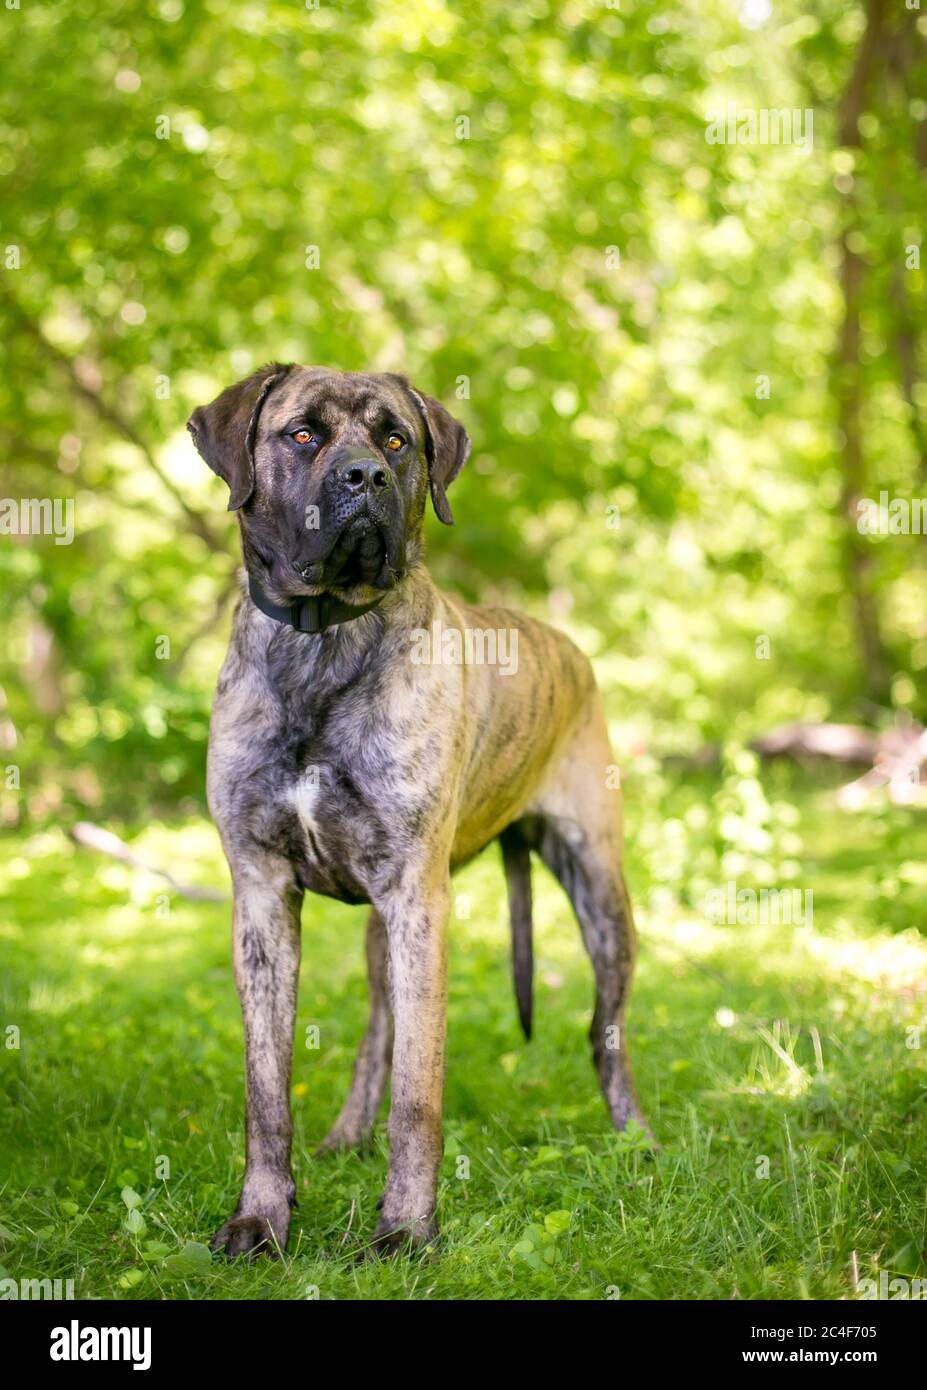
(316, 909), (393, 1154)
(539, 823), (651, 1135)
(529, 695), (653, 1138)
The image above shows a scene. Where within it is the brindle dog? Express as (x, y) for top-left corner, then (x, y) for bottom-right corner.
(188, 364), (651, 1257)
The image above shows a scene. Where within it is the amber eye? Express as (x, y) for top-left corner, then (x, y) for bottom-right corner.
(292, 428), (314, 445)
(386, 432), (405, 451)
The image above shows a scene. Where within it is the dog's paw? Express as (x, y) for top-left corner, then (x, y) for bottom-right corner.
(314, 1124), (371, 1157)
(210, 1210), (290, 1260)
(616, 1110), (660, 1151)
(365, 1215), (439, 1260)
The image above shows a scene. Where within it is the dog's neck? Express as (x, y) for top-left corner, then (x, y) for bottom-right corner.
(246, 572), (388, 635)
(233, 563), (439, 703)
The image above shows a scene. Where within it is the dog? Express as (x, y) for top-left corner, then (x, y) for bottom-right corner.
(187, 364), (651, 1257)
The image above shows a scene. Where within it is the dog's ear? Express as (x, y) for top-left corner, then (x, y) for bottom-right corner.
(392, 378), (470, 525)
(187, 363), (291, 511)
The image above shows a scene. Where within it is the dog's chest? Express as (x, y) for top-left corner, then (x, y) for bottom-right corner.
(209, 618), (451, 902)
(210, 708), (410, 905)
(282, 761), (377, 902)
(255, 746), (393, 902)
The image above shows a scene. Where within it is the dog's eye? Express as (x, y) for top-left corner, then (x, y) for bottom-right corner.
(386, 433), (405, 451)
(291, 429), (314, 445)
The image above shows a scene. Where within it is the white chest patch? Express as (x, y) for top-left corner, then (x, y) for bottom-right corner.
(288, 775), (322, 838)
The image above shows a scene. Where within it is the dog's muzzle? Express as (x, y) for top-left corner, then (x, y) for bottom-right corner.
(294, 448), (404, 590)
(337, 456), (391, 498)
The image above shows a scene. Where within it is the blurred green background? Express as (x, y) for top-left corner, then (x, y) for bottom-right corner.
(1, 0), (926, 1300)
(1, 0), (925, 822)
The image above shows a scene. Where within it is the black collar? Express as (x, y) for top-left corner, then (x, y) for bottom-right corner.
(248, 574), (385, 634)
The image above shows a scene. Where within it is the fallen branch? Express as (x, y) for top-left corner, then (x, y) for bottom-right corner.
(668, 720), (927, 810)
(71, 821), (228, 901)
(751, 722), (878, 762)
(833, 724), (927, 809)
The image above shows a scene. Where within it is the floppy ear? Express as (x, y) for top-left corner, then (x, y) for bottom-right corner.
(187, 363), (291, 511)
(399, 381), (471, 526)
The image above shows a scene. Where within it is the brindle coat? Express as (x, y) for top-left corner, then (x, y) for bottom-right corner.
(188, 365), (651, 1256)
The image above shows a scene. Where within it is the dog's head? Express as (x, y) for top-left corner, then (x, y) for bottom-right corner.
(187, 365), (470, 604)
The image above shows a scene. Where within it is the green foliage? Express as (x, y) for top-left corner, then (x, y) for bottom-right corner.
(0, 1), (925, 823)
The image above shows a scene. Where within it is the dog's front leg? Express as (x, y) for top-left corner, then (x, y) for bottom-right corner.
(212, 860), (303, 1258)
(372, 863), (450, 1253)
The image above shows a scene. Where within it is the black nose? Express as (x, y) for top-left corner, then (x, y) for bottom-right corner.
(339, 459), (390, 495)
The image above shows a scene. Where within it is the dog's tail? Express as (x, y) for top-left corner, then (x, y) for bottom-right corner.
(500, 825), (533, 1040)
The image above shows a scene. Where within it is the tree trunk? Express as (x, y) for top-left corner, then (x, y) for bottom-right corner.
(834, 0), (892, 704)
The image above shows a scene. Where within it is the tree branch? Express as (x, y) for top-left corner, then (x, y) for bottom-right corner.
(0, 284), (227, 555)
(71, 821), (228, 901)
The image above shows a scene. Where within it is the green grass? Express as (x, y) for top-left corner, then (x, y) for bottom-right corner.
(2, 763), (926, 1300)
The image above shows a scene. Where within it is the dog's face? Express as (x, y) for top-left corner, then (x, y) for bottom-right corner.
(188, 365), (470, 604)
